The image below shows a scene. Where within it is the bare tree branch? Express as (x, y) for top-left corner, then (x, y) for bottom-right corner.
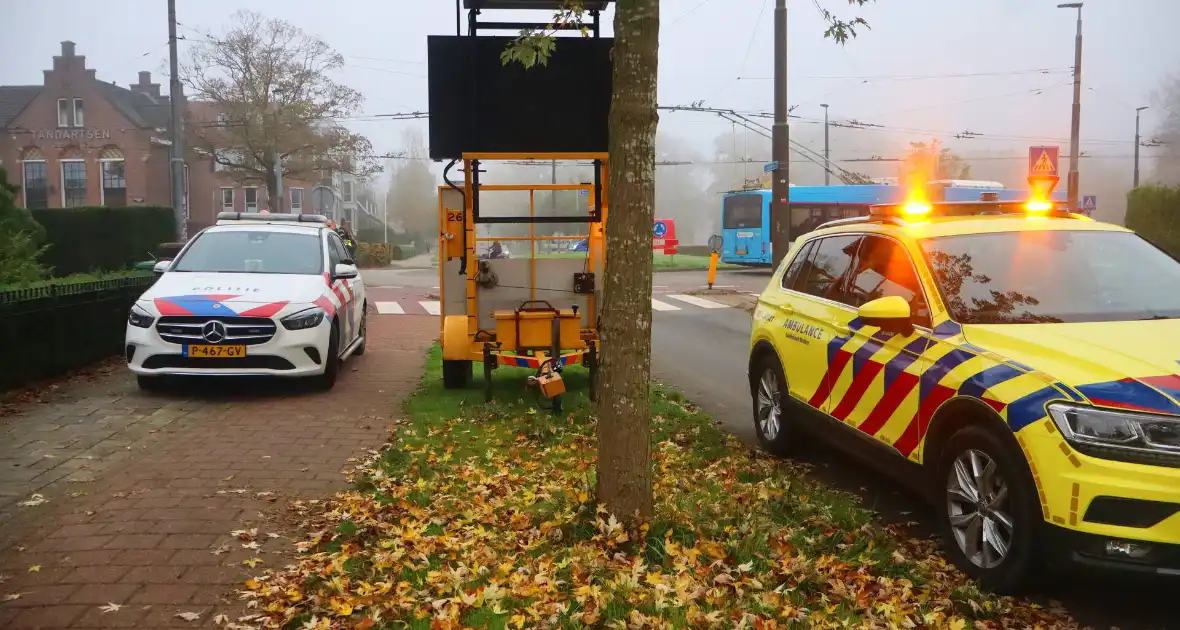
(180, 10), (381, 204)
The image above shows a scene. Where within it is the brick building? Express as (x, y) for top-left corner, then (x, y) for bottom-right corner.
(0, 41), (322, 236)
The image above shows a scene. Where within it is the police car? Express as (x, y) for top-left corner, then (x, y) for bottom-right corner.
(749, 194), (1180, 590)
(126, 212), (367, 391)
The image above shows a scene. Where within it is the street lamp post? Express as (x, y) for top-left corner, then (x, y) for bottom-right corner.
(820, 103), (830, 186)
(1058, 2), (1083, 211)
(1135, 106), (1148, 188)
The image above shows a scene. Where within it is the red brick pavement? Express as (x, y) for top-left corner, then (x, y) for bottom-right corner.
(0, 315), (436, 629)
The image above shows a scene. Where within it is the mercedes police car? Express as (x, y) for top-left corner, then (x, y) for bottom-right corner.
(749, 193), (1180, 590)
(125, 212), (367, 391)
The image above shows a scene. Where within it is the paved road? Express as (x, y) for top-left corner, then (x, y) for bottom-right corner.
(649, 295), (1178, 630)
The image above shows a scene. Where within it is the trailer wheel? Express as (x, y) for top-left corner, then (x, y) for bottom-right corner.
(442, 360), (472, 389)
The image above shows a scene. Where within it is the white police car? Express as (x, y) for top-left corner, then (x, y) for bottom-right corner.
(125, 212), (367, 391)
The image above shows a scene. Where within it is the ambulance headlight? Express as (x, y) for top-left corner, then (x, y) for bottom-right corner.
(1049, 402), (1180, 466)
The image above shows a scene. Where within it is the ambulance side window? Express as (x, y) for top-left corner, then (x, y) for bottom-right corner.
(846, 235), (932, 328)
(796, 235), (862, 303)
(780, 240), (816, 291)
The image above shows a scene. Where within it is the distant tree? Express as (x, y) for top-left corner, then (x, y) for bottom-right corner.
(386, 129), (437, 244)
(181, 10), (380, 208)
(907, 141), (971, 180)
(0, 167), (47, 284)
(1151, 74), (1180, 184)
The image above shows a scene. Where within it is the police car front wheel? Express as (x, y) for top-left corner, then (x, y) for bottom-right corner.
(935, 425), (1041, 593)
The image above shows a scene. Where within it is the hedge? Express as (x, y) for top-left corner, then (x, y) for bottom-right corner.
(0, 273), (156, 391)
(30, 206), (176, 276)
(1125, 185), (1180, 258)
(356, 242), (392, 268)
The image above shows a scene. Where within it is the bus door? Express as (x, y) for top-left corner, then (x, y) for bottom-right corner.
(722, 194), (766, 264)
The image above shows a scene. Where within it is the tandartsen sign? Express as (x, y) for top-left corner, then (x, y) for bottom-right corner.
(32, 129), (112, 141)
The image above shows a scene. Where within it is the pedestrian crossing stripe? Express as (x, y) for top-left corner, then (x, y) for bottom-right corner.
(1031, 150), (1056, 173)
(370, 296), (733, 315)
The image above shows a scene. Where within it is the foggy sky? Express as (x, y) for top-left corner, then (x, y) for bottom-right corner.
(3, 0), (1178, 224)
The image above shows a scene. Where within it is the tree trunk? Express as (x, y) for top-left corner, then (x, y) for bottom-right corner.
(595, 0), (660, 523)
(265, 168), (279, 212)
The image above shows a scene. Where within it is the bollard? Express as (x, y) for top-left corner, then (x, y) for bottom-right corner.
(707, 251), (720, 289)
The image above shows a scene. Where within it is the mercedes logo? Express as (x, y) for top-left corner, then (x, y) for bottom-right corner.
(201, 321), (228, 343)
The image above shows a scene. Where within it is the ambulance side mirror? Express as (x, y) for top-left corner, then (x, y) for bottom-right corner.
(858, 295), (913, 336)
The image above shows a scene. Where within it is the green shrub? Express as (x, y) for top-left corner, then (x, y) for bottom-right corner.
(0, 167), (49, 284)
(30, 206), (176, 276)
(1126, 185), (1180, 258)
(356, 242), (392, 267)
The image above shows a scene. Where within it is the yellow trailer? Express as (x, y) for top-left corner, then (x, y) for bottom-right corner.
(436, 152), (608, 412)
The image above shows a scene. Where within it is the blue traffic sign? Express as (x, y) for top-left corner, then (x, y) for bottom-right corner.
(1082, 195), (1097, 213)
(764, 161), (779, 173)
(653, 221), (669, 238)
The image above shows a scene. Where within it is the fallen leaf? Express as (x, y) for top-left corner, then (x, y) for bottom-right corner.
(176, 611), (201, 622)
(241, 541), (260, 551)
(3, 593), (22, 602)
(18, 494), (47, 507)
(265, 533), (280, 539)
(211, 543), (231, 556)
(100, 602), (123, 613)
(214, 613), (229, 625)
(27, 565), (40, 572)
(242, 558), (264, 568)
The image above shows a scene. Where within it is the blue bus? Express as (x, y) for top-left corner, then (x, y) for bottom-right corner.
(719, 181), (1068, 266)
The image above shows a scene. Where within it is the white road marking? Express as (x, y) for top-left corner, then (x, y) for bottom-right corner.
(369, 285), (403, 289)
(650, 298), (681, 311)
(710, 285), (737, 289)
(666, 294), (730, 309)
(419, 300), (442, 315)
(375, 301), (405, 315)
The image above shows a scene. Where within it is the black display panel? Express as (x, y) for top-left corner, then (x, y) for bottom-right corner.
(427, 35), (613, 160)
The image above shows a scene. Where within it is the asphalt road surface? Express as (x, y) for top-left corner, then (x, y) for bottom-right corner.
(648, 273), (1179, 630)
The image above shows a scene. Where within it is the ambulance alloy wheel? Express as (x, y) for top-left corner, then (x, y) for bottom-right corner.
(751, 353), (803, 456)
(935, 425), (1041, 593)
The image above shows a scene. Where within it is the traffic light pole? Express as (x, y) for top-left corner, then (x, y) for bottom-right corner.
(770, 0), (791, 269)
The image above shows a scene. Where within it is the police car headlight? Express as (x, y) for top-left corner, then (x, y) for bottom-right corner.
(128, 304), (155, 328)
(1048, 403), (1180, 467)
(281, 307), (326, 331)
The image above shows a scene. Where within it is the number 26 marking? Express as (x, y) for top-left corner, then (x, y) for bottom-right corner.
(447, 211), (464, 223)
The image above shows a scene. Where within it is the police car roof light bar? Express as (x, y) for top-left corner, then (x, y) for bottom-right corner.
(216, 212), (330, 224)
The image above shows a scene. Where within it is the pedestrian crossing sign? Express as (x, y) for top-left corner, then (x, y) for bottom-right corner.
(1028, 146), (1060, 178)
(1082, 195), (1097, 214)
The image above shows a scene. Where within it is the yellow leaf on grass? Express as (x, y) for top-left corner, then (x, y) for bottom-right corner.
(948, 618), (967, 630)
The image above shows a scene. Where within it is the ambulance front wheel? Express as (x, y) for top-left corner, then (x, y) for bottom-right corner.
(443, 360), (472, 389)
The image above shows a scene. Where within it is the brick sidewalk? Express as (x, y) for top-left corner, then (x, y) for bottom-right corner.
(0, 316), (436, 629)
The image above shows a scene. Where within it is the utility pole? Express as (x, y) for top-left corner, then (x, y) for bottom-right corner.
(167, 0), (187, 240)
(1134, 106), (1148, 188)
(821, 103), (830, 186)
(770, 0), (790, 268)
(274, 150), (284, 212)
(1059, 2), (1083, 211)
(383, 192), (389, 244)
(550, 159), (557, 214)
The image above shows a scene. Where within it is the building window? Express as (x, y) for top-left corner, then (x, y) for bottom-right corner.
(57, 99), (70, 127)
(244, 187), (258, 211)
(342, 180), (353, 202)
(216, 112), (228, 126)
(221, 188), (235, 211)
(61, 161), (87, 207)
(100, 160), (126, 207)
(21, 161), (48, 209)
(73, 98), (84, 127)
(290, 188), (303, 213)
